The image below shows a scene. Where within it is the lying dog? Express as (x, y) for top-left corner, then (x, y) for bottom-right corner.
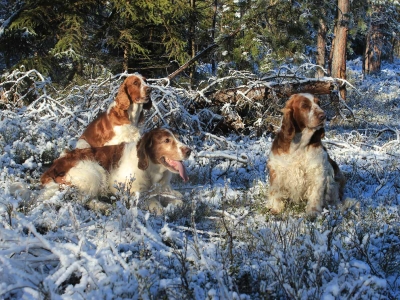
(41, 128), (192, 214)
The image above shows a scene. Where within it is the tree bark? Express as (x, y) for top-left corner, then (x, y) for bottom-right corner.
(389, 35), (395, 63)
(123, 48), (129, 72)
(330, 0), (349, 100)
(364, 5), (384, 75)
(189, 0), (196, 85)
(316, 17), (327, 78)
(211, 0), (218, 75)
(327, 24), (335, 76)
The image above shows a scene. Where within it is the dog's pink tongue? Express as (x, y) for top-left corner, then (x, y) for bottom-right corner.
(169, 160), (189, 182)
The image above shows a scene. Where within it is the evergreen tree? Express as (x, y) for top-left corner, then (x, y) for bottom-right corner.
(214, 0), (323, 74)
(0, 0), (197, 81)
(0, 0), (398, 85)
(0, 0), (104, 82)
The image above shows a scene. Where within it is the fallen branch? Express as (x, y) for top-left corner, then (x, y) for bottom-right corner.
(194, 78), (339, 132)
(197, 150), (248, 164)
(205, 78), (337, 105)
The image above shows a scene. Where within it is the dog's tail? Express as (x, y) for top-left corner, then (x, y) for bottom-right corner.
(40, 160), (108, 199)
(10, 181), (59, 201)
(10, 161), (108, 202)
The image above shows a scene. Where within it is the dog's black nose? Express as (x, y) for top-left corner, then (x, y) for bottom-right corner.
(146, 86), (152, 95)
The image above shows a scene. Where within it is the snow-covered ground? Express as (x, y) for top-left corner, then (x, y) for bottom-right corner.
(0, 59), (399, 299)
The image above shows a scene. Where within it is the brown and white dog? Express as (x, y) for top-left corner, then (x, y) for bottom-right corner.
(41, 128), (192, 214)
(267, 93), (346, 215)
(76, 74), (152, 149)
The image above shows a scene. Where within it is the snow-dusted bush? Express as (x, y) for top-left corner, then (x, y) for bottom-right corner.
(0, 60), (399, 299)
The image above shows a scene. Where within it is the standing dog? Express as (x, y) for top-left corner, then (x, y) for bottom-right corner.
(267, 93), (346, 215)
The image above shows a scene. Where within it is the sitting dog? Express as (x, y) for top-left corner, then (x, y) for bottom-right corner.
(267, 93), (346, 215)
(41, 128), (192, 214)
(76, 74), (152, 149)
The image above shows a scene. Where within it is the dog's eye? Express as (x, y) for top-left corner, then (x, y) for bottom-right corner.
(133, 81), (139, 86)
(165, 138), (170, 143)
(302, 102), (310, 109)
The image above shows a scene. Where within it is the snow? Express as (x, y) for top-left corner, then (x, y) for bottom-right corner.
(0, 60), (399, 299)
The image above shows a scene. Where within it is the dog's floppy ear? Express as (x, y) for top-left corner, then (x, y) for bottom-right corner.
(136, 131), (152, 170)
(280, 107), (295, 140)
(115, 79), (131, 111)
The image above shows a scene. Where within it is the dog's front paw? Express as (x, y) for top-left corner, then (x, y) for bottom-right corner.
(147, 198), (163, 215)
(267, 197), (285, 214)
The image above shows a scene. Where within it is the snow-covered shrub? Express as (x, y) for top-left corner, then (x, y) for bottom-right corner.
(0, 59), (400, 299)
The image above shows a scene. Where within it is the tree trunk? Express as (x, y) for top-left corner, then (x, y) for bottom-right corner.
(316, 17), (327, 78)
(364, 5), (384, 75)
(330, 0), (349, 100)
(189, 0), (196, 85)
(211, 0), (218, 75)
(389, 35), (395, 63)
(395, 39), (400, 58)
(123, 48), (129, 72)
(327, 24), (335, 76)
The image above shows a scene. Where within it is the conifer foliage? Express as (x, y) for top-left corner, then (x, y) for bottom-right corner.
(0, 0), (399, 84)
(0, 0), (193, 81)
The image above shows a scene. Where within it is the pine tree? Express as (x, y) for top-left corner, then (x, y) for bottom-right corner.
(0, 0), (103, 82)
(100, 0), (195, 75)
(214, 0), (322, 74)
(0, 0), (57, 74)
(0, 0), (196, 81)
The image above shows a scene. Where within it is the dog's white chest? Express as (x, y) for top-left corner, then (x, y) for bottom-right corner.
(128, 104), (143, 125)
(105, 125), (140, 145)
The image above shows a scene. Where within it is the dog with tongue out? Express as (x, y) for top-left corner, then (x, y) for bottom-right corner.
(40, 128), (191, 215)
(103, 127), (192, 214)
(132, 127), (192, 213)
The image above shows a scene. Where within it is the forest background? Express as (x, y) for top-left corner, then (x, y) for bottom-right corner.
(0, 0), (399, 88)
